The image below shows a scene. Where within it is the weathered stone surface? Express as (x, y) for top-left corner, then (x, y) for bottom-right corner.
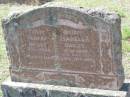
(1, 78), (127, 97)
(2, 2), (124, 90)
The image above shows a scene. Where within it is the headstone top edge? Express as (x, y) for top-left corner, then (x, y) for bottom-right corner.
(2, 2), (120, 26)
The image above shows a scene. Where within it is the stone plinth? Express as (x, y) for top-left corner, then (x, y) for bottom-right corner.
(1, 78), (129, 97)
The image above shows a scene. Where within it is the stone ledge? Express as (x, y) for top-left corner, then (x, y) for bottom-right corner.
(1, 78), (129, 97)
(120, 79), (130, 97)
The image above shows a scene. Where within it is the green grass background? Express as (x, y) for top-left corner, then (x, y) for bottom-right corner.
(0, 0), (130, 96)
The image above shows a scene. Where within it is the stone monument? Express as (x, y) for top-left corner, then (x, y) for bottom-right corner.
(1, 2), (129, 97)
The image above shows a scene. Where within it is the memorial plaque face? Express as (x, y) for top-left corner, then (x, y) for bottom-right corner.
(2, 4), (124, 90)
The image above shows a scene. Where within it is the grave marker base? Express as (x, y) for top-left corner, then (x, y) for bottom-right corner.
(1, 78), (129, 97)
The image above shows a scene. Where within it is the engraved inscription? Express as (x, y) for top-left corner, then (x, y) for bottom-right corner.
(17, 23), (101, 73)
(16, 14), (115, 78)
(57, 26), (101, 73)
(17, 26), (55, 69)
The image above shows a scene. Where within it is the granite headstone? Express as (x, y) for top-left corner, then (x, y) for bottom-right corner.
(2, 4), (124, 90)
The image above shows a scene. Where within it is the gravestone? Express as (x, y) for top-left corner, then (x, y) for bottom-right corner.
(2, 3), (124, 90)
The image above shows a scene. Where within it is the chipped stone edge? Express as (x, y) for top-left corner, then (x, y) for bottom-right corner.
(1, 78), (128, 97)
(2, 2), (121, 28)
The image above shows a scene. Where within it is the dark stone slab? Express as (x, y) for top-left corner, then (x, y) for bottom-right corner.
(1, 78), (128, 97)
(120, 79), (130, 97)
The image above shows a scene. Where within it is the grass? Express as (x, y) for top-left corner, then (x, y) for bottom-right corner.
(53, 0), (129, 16)
(122, 25), (130, 40)
(122, 40), (130, 52)
(0, 0), (130, 96)
(123, 53), (130, 78)
(0, 4), (10, 97)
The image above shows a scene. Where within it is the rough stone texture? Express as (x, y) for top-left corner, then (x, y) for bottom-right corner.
(2, 2), (124, 90)
(1, 78), (128, 97)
